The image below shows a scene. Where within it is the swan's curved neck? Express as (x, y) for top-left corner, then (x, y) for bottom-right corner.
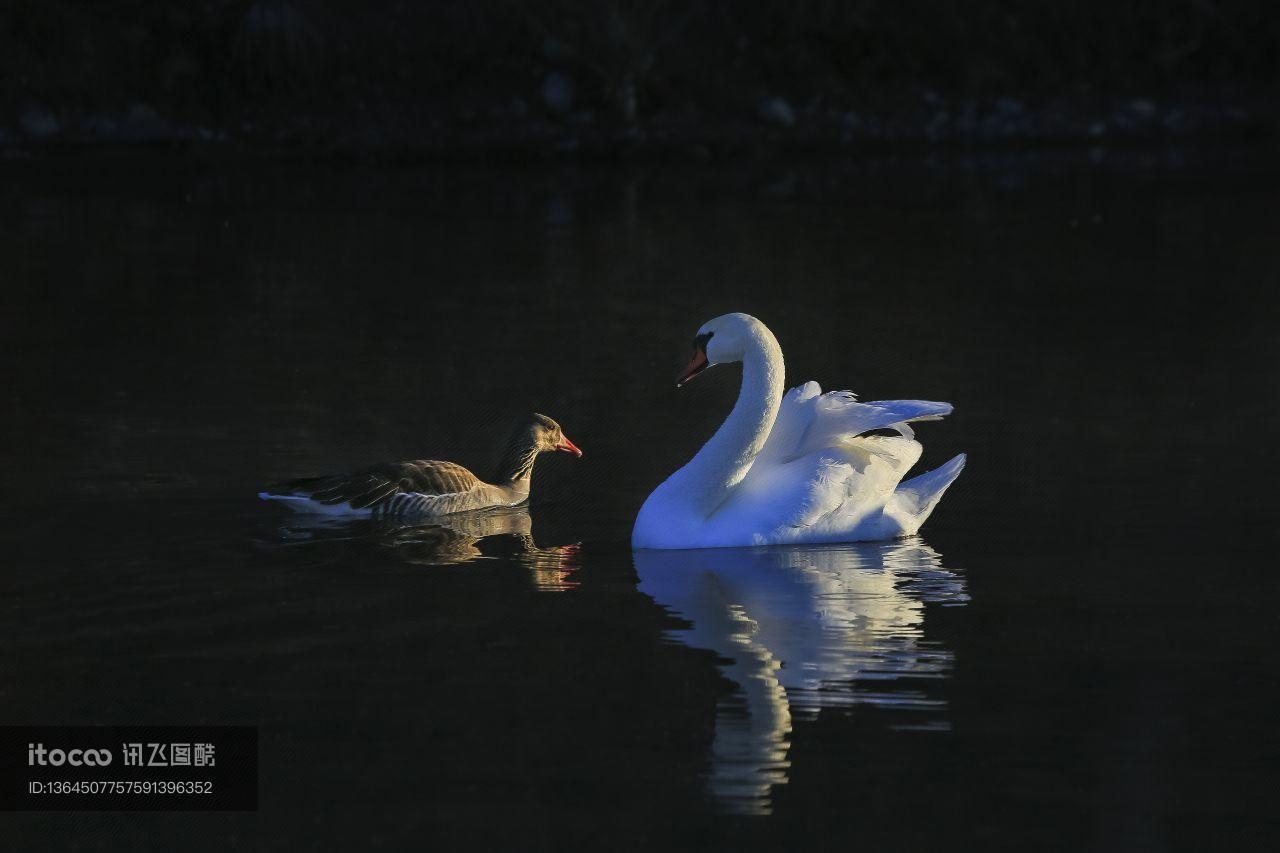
(678, 325), (785, 514)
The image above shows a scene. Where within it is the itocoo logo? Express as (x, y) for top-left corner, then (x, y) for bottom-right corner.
(27, 743), (113, 766)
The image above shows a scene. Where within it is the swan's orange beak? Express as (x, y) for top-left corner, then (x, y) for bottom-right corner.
(555, 436), (583, 457)
(676, 350), (709, 387)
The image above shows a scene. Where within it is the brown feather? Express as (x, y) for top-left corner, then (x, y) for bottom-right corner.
(271, 460), (483, 511)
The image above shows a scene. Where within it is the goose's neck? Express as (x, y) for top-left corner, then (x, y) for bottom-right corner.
(680, 327), (785, 513)
(492, 439), (539, 494)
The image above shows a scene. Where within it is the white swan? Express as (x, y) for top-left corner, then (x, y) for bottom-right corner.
(633, 313), (965, 549)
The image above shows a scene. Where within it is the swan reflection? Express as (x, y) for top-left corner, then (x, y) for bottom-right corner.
(275, 506), (581, 591)
(633, 537), (967, 813)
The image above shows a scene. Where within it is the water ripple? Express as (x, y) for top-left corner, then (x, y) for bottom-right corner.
(634, 536), (967, 814)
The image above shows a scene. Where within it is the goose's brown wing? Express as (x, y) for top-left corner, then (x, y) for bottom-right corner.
(273, 460), (483, 510)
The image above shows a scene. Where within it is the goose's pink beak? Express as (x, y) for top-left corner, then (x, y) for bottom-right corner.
(676, 350), (709, 387)
(555, 436), (583, 457)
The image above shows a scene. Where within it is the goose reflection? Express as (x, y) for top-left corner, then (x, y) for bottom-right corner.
(274, 506), (581, 591)
(376, 507), (581, 591)
(633, 537), (967, 813)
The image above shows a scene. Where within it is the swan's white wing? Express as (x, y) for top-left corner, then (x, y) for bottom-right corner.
(726, 380), (961, 544)
(758, 381), (953, 465)
(755, 381), (825, 465)
(730, 434), (919, 542)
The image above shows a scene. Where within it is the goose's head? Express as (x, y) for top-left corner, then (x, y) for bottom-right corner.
(676, 312), (761, 387)
(522, 412), (582, 457)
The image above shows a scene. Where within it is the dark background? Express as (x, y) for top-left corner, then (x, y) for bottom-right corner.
(1, 149), (1277, 851)
(1, 0), (1277, 155)
(2, 3), (1280, 852)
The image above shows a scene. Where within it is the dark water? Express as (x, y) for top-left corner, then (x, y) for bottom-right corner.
(2, 148), (1278, 850)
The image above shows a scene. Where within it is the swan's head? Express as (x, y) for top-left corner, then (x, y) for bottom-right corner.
(520, 413), (582, 457)
(676, 312), (761, 387)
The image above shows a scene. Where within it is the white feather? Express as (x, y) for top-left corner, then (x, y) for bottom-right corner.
(258, 492), (373, 517)
(633, 313), (965, 549)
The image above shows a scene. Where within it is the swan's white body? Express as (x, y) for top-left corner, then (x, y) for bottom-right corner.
(632, 313), (965, 549)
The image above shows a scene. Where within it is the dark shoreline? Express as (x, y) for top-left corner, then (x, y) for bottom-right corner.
(3, 92), (1275, 166)
(7, 1), (1276, 163)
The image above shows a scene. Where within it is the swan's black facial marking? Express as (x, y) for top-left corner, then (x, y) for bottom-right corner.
(676, 331), (715, 387)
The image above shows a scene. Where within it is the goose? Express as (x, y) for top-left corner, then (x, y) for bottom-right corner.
(260, 413), (581, 520)
(632, 313), (965, 549)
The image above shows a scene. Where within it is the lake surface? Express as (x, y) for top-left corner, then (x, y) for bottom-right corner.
(2, 146), (1277, 850)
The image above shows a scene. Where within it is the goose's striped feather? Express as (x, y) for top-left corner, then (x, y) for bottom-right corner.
(272, 460), (483, 509)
